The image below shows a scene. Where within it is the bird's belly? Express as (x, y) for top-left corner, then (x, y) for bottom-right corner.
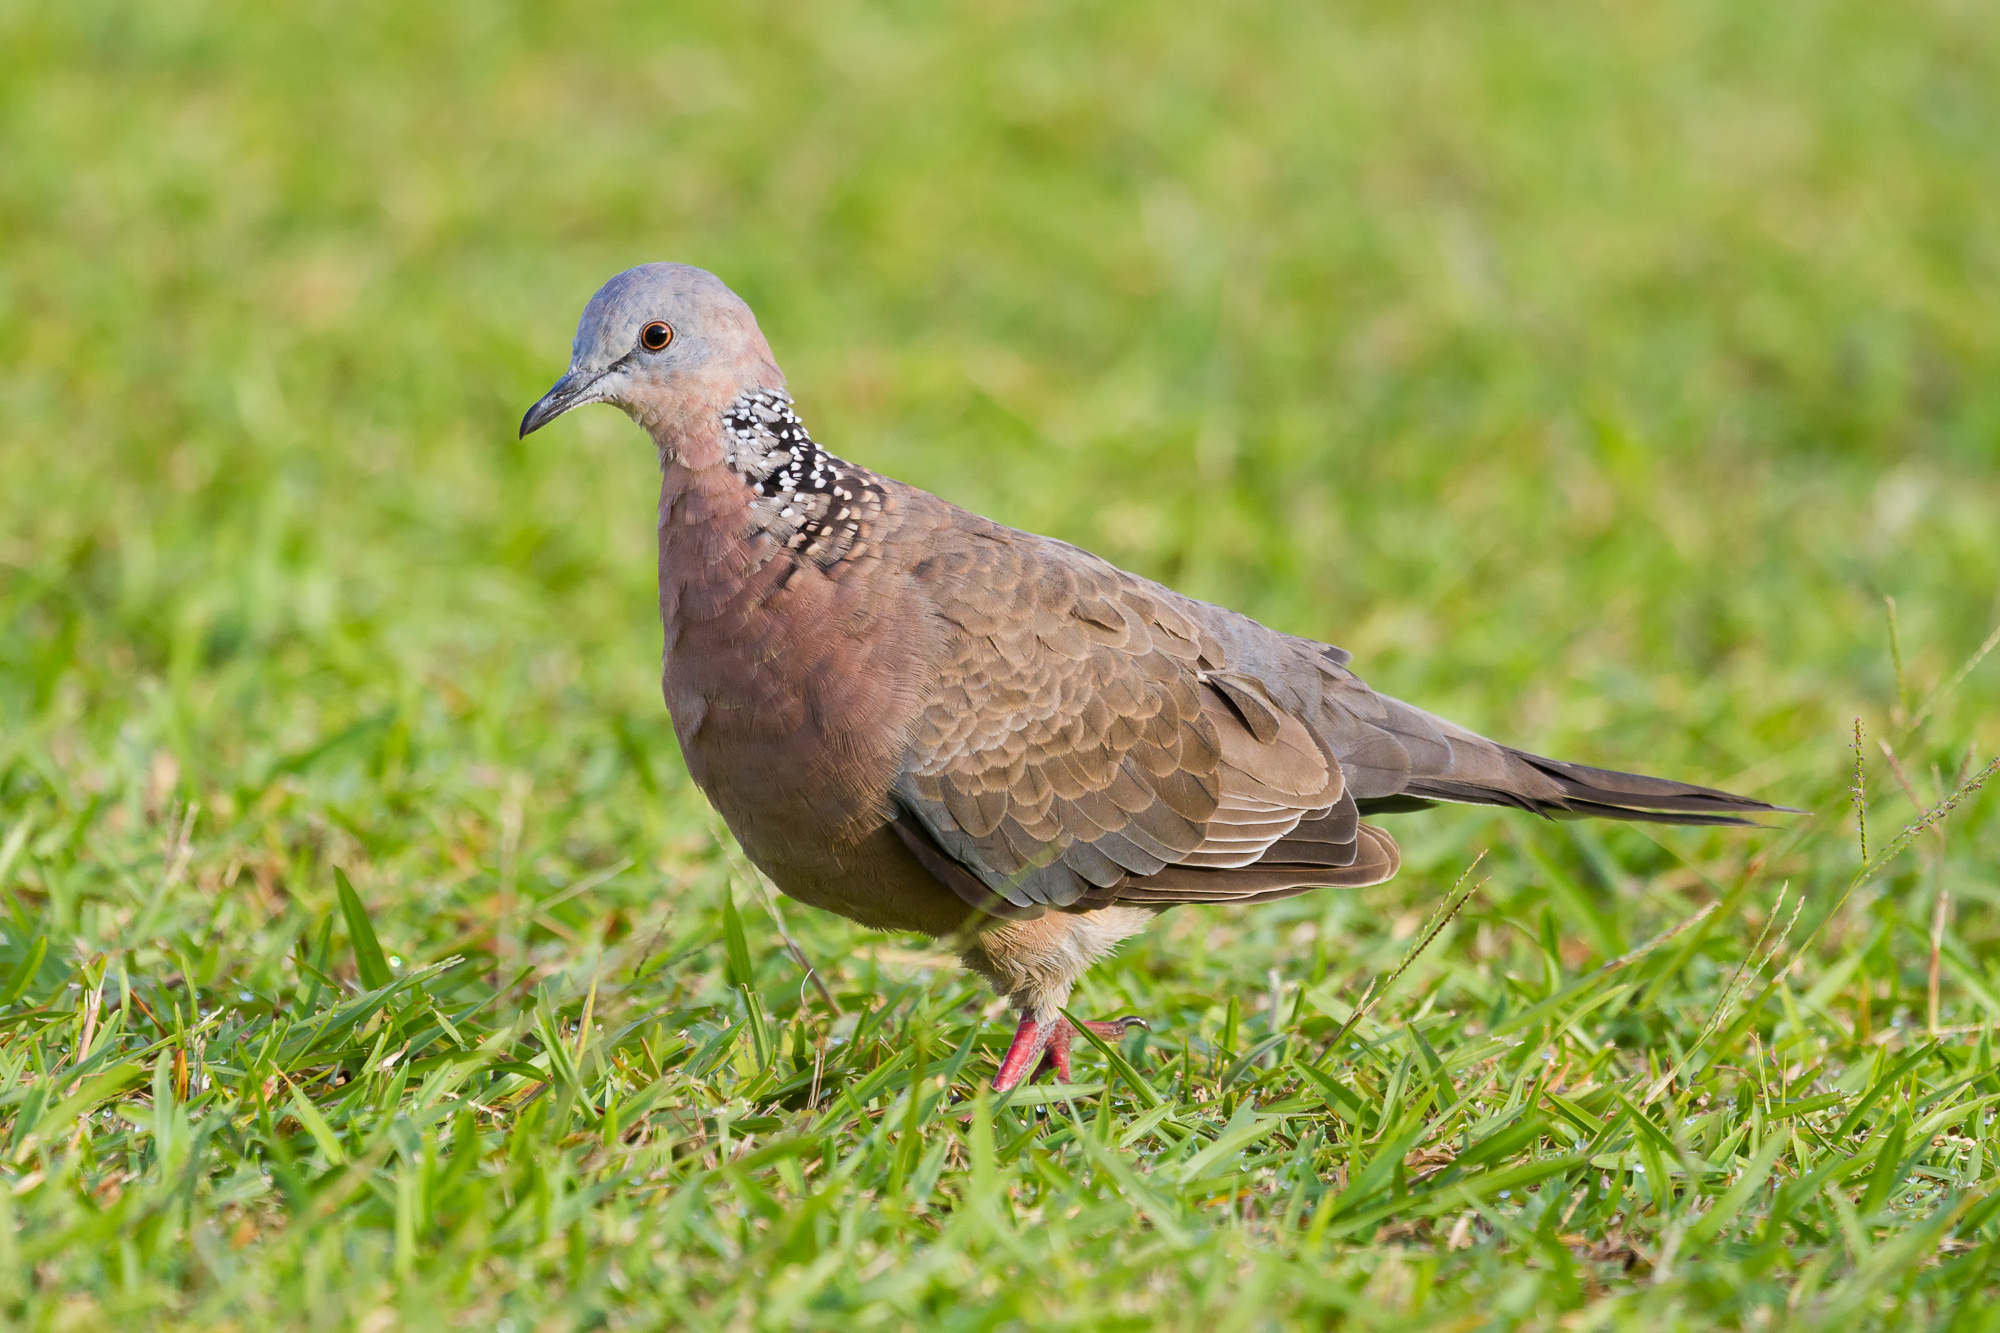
(733, 823), (989, 940)
(667, 685), (970, 937)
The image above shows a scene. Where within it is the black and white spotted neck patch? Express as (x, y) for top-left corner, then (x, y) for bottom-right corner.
(720, 390), (886, 572)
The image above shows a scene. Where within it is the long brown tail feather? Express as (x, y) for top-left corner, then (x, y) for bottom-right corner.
(1385, 748), (1792, 827)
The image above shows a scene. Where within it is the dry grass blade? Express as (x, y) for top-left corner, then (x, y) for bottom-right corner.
(1859, 755), (2000, 879)
(1642, 886), (1801, 1104)
(1771, 752), (2000, 990)
(1318, 853), (1484, 1061)
(1851, 718), (1869, 866)
(1901, 616), (2000, 737)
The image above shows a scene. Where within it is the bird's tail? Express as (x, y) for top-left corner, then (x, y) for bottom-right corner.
(1341, 696), (1793, 827)
(1367, 749), (1789, 826)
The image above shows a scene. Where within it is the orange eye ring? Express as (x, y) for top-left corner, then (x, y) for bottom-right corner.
(639, 321), (673, 352)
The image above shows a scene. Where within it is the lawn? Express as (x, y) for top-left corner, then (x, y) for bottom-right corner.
(3, 0), (2000, 1327)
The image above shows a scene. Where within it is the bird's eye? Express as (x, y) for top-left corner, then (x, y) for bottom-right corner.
(639, 321), (673, 352)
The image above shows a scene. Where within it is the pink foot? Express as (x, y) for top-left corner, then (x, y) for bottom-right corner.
(992, 1014), (1148, 1091)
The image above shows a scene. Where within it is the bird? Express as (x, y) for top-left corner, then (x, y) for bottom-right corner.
(520, 263), (1785, 1091)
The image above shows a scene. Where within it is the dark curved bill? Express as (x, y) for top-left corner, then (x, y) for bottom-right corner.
(518, 368), (605, 438)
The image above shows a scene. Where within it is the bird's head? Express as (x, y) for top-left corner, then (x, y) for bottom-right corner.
(519, 263), (783, 441)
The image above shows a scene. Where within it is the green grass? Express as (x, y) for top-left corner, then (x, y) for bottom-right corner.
(4, 0), (2000, 1327)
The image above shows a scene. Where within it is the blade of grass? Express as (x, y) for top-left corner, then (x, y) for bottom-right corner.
(721, 884), (754, 991)
(335, 868), (394, 992)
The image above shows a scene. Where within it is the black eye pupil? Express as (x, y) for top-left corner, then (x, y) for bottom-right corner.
(641, 322), (671, 351)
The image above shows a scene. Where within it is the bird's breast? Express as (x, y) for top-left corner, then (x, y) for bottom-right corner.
(658, 520), (933, 864)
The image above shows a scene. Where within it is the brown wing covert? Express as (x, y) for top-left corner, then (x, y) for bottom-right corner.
(894, 531), (1400, 916)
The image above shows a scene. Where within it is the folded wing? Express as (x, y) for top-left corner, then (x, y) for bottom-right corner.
(894, 530), (1403, 919)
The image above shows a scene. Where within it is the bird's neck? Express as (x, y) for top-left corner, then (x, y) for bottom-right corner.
(717, 389), (843, 506)
(655, 389), (885, 576)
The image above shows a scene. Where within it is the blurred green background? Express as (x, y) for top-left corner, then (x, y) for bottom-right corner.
(3, 0), (2000, 1325)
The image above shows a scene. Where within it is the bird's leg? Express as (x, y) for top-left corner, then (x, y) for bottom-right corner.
(992, 1014), (1148, 1090)
(992, 1014), (1053, 1092)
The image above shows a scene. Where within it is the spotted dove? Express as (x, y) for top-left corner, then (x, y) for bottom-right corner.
(520, 264), (1784, 1090)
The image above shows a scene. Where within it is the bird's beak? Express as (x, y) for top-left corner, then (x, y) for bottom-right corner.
(518, 367), (608, 438)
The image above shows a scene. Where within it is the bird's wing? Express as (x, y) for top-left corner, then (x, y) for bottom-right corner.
(894, 528), (1394, 917)
(891, 511), (1783, 921)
